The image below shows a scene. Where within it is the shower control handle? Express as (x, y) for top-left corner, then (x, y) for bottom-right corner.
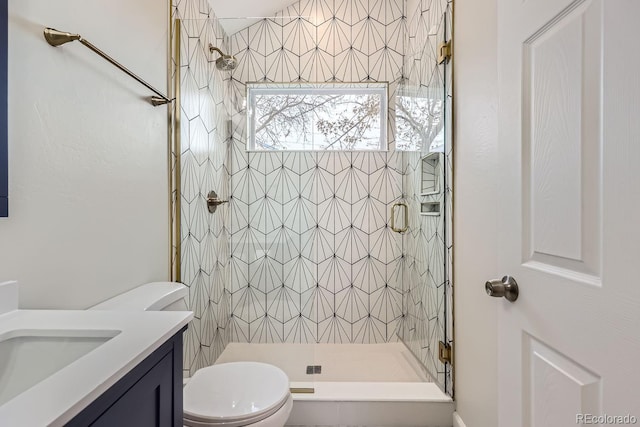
(207, 191), (228, 213)
(485, 276), (519, 302)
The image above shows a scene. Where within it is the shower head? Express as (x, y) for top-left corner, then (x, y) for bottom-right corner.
(216, 55), (238, 71)
(44, 28), (81, 46)
(209, 44), (237, 71)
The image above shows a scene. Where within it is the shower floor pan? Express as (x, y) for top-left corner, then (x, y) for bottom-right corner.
(214, 342), (454, 427)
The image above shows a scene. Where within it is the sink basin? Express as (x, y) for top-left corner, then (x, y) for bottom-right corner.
(0, 329), (119, 406)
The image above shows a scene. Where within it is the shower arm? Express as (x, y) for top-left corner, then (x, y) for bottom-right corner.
(43, 28), (173, 107)
(209, 45), (225, 57)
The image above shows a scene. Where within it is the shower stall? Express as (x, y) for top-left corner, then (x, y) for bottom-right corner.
(170, 0), (453, 412)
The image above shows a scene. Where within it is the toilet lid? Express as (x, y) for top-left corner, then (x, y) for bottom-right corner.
(183, 362), (290, 425)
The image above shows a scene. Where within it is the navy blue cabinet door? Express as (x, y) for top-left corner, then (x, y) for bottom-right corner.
(90, 353), (173, 427)
(66, 328), (185, 427)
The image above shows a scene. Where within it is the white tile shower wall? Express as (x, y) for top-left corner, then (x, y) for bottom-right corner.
(399, 0), (452, 393)
(228, 0), (406, 345)
(172, 0), (232, 377)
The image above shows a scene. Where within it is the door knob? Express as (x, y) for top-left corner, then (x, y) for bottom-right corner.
(485, 276), (519, 302)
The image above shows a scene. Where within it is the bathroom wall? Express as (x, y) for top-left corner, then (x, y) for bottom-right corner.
(400, 0), (452, 392)
(0, 0), (169, 309)
(171, 1), (233, 376)
(227, 0), (406, 344)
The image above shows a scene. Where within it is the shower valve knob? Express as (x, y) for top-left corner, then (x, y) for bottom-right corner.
(206, 191), (228, 213)
(485, 276), (519, 302)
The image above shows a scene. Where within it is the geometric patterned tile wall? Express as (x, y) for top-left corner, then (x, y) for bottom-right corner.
(228, 151), (405, 344)
(399, 0), (451, 393)
(227, 0), (407, 346)
(172, 0), (232, 377)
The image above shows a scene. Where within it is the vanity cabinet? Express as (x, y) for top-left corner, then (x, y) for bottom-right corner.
(66, 327), (186, 427)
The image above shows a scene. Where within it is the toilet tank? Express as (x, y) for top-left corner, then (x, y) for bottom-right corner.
(89, 282), (189, 311)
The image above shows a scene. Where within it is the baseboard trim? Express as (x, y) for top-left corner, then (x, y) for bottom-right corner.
(453, 411), (467, 427)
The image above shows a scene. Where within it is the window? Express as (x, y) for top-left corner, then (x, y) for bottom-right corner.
(247, 83), (388, 151)
(395, 84), (444, 152)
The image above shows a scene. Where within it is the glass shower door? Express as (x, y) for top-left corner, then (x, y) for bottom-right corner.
(398, 0), (452, 395)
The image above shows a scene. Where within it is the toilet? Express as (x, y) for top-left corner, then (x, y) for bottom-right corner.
(90, 282), (293, 427)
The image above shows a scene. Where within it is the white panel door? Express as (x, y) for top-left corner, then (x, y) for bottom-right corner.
(496, 0), (640, 425)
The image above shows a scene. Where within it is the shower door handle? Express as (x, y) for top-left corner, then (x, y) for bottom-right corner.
(390, 203), (408, 233)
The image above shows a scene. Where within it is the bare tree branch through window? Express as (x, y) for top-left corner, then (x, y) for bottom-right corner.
(248, 84), (387, 151)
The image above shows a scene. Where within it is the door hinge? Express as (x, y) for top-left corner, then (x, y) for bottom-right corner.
(437, 40), (452, 65)
(438, 341), (452, 364)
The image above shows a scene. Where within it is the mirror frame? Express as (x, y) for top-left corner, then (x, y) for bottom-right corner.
(0, 0), (6, 217)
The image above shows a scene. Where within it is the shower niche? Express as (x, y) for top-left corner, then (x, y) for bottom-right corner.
(420, 201), (441, 216)
(420, 152), (443, 196)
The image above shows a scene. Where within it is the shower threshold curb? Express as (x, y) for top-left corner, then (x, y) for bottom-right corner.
(287, 381), (453, 427)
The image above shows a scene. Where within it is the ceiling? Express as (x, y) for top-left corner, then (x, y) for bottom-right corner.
(210, 0), (299, 35)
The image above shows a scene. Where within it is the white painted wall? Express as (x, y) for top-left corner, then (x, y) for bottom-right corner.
(453, 0), (499, 425)
(0, 0), (169, 309)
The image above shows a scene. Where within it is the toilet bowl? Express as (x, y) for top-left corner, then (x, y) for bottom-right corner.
(183, 362), (293, 427)
(90, 283), (293, 427)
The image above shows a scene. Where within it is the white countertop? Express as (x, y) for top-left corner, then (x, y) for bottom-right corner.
(0, 308), (193, 426)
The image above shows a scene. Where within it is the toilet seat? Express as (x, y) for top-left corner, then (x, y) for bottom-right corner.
(183, 362), (291, 427)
